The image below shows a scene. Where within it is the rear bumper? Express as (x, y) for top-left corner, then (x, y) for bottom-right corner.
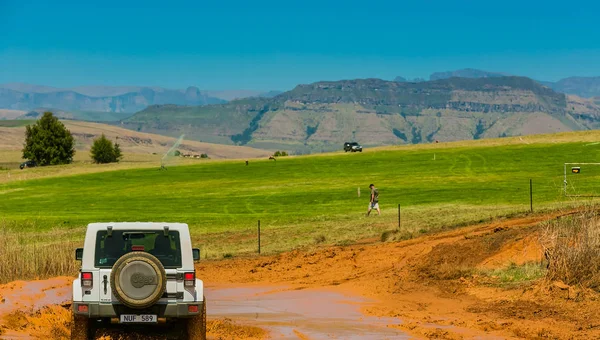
(73, 301), (204, 319)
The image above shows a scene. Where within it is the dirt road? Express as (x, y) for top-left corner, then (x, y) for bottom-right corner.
(2, 210), (599, 339)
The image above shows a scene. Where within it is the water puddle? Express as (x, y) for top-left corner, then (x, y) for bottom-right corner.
(206, 286), (409, 339)
(1, 279), (409, 339)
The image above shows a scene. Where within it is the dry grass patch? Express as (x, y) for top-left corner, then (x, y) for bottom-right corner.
(541, 208), (600, 289)
(0, 224), (83, 284)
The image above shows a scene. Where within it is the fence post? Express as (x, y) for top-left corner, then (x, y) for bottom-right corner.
(257, 220), (261, 254)
(398, 204), (401, 230)
(530, 179), (533, 213)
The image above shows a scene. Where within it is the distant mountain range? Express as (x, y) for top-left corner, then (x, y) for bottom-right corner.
(0, 83), (281, 121)
(539, 77), (600, 98)
(3, 70), (600, 154)
(123, 76), (600, 153)
(395, 68), (600, 98)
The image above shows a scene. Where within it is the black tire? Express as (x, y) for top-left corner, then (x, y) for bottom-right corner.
(110, 252), (167, 309)
(71, 314), (93, 340)
(186, 297), (207, 340)
(359, 149), (362, 152)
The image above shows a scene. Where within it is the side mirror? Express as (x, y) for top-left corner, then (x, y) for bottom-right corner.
(75, 248), (84, 261)
(192, 248), (200, 262)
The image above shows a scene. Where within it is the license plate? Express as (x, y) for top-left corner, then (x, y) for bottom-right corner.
(120, 314), (157, 323)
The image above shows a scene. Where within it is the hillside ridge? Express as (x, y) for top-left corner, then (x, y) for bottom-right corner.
(123, 76), (600, 153)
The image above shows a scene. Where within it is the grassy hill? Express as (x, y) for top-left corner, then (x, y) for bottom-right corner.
(1, 130), (599, 258)
(0, 120), (270, 171)
(123, 77), (600, 153)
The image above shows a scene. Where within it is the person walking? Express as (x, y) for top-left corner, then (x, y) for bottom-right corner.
(367, 184), (380, 216)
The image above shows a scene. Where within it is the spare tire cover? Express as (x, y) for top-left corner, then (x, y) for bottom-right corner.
(111, 252), (166, 309)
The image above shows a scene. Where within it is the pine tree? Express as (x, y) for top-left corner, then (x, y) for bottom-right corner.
(22, 112), (75, 165)
(113, 142), (122, 162)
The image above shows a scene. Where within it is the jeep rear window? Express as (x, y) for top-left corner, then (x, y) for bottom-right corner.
(95, 230), (182, 268)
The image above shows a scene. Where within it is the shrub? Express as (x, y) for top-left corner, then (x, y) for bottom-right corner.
(274, 151), (281, 157)
(90, 134), (122, 164)
(174, 150), (181, 157)
(541, 209), (600, 289)
(200, 153), (208, 158)
(22, 112), (75, 165)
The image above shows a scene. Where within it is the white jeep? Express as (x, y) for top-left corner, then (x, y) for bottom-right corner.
(71, 222), (206, 340)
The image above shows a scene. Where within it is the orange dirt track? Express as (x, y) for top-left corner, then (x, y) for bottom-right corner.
(2, 209), (599, 339)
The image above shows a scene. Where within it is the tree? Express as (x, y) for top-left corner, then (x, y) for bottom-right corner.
(90, 134), (122, 164)
(114, 143), (122, 161)
(22, 112), (75, 166)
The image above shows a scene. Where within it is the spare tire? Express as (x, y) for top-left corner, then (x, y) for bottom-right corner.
(111, 252), (166, 309)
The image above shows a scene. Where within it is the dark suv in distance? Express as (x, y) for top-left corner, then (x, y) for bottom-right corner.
(343, 142), (363, 152)
(19, 160), (37, 169)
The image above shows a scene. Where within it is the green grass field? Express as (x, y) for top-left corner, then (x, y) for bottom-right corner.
(1, 136), (600, 281)
(1, 140), (599, 258)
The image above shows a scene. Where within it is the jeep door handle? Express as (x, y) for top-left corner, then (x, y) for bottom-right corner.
(103, 275), (108, 294)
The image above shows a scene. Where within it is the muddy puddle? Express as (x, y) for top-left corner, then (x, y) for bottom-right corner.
(1, 278), (408, 339)
(0, 277), (71, 315)
(206, 285), (408, 339)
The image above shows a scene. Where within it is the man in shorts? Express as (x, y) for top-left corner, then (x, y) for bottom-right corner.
(367, 184), (380, 216)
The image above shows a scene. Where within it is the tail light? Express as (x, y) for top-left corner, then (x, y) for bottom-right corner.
(184, 272), (195, 287)
(77, 304), (89, 313)
(188, 305), (199, 313)
(81, 272), (93, 287)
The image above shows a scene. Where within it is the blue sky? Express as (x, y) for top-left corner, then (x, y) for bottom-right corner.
(1, 0), (599, 91)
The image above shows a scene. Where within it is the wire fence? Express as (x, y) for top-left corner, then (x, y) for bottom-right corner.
(2, 178), (597, 282)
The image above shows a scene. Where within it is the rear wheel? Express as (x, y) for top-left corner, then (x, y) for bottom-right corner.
(186, 297), (207, 340)
(71, 314), (93, 340)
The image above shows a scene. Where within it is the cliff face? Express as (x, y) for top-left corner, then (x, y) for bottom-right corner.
(281, 77), (567, 113)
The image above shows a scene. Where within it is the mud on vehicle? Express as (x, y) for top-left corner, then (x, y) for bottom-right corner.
(72, 222), (205, 340)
